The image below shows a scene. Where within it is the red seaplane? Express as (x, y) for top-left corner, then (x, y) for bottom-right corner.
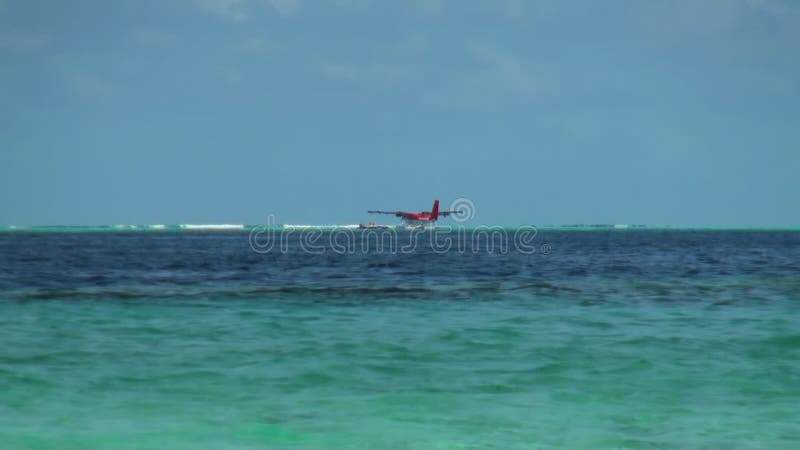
(363, 199), (463, 229)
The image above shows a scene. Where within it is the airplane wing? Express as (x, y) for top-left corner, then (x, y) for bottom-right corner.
(368, 210), (407, 216)
(438, 210), (463, 217)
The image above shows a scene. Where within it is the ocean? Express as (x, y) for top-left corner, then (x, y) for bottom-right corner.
(1, 229), (799, 449)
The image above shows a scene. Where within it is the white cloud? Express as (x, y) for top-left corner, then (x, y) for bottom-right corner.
(264, 0), (299, 18)
(465, 42), (543, 98)
(59, 65), (113, 102)
(322, 61), (412, 86)
(239, 37), (269, 52)
(331, 0), (371, 13)
(236, 36), (294, 55)
(195, 0), (249, 21)
(0, 30), (49, 52)
(324, 63), (359, 82)
(745, 0), (799, 15)
(636, 0), (799, 38)
(195, 0), (302, 21)
(240, 37), (266, 51)
(130, 28), (176, 46)
(412, 0), (444, 17)
(218, 66), (245, 86)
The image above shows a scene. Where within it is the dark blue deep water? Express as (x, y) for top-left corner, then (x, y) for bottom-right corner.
(1, 230), (799, 449)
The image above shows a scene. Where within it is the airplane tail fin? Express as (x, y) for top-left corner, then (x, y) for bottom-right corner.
(431, 199), (440, 221)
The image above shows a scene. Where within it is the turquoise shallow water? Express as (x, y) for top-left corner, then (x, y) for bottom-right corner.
(1, 231), (799, 448)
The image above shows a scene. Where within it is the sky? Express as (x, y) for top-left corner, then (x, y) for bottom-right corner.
(1, 0), (799, 226)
